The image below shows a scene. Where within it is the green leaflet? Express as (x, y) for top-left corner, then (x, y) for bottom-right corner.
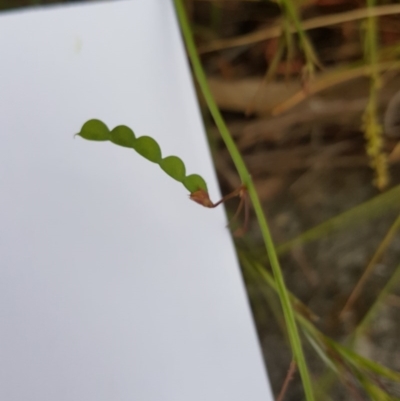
(134, 136), (162, 164)
(183, 174), (207, 193)
(110, 125), (136, 148)
(79, 119), (110, 141)
(76, 119), (208, 193)
(160, 156), (186, 182)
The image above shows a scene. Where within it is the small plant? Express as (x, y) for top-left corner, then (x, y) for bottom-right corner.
(76, 119), (249, 234)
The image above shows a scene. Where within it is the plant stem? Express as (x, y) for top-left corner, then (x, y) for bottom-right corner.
(173, 1), (315, 400)
(363, 0), (388, 189)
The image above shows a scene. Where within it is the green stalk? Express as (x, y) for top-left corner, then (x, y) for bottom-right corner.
(278, 0), (319, 71)
(173, 1), (315, 400)
(363, 0), (388, 189)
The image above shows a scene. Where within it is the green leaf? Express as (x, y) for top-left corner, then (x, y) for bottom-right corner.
(110, 125), (136, 148)
(77, 119), (110, 141)
(133, 136), (162, 163)
(159, 156), (186, 182)
(183, 174), (208, 193)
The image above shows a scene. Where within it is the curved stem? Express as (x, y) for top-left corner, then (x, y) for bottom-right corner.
(173, 1), (315, 400)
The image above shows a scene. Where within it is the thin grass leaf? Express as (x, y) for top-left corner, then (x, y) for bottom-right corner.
(355, 262), (400, 337)
(326, 339), (400, 382)
(173, 2), (315, 399)
(277, 185), (400, 255)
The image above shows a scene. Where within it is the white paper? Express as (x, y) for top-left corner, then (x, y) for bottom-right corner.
(0, 1), (274, 400)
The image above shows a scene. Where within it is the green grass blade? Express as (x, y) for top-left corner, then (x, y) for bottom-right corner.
(355, 262), (400, 338)
(173, 1), (315, 400)
(277, 185), (400, 255)
(325, 338), (400, 382)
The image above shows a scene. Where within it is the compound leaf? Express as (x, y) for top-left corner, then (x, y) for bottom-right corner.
(76, 119), (210, 196)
